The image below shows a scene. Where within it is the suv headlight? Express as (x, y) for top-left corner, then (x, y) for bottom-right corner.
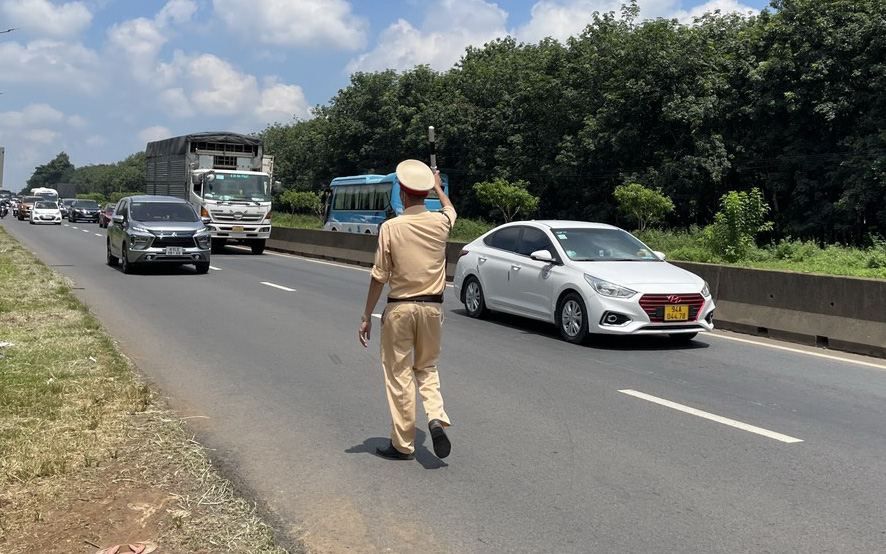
(195, 231), (211, 249)
(701, 281), (711, 297)
(584, 274), (637, 298)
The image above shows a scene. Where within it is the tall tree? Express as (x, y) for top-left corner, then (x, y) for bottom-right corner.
(26, 152), (74, 190)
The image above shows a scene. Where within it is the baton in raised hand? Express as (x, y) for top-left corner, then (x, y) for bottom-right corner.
(428, 126), (437, 171)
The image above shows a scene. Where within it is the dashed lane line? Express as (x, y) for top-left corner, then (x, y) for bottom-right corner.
(619, 389), (803, 444)
(260, 281), (296, 292)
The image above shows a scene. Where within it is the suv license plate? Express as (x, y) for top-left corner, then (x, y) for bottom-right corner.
(165, 247), (184, 255)
(664, 305), (689, 321)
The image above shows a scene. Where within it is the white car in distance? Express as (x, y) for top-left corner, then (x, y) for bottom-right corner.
(453, 220), (715, 344)
(29, 201), (63, 225)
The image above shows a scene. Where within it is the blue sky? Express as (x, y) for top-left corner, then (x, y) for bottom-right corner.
(0, 0), (769, 190)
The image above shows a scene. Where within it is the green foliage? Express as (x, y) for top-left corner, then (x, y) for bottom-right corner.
(451, 218), (495, 243)
(26, 152), (74, 191)
(703, 188), (773, 262)
(109, 192), (139, 205)
(75, 193), (106, 203)
(613, 183), (675, 231)
(279, 189), (322, 216)
(473, 178), (540, 223)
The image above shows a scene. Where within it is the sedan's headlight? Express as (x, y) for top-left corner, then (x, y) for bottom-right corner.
(701, 281), (711, 297)
(584, 274), (637, 298)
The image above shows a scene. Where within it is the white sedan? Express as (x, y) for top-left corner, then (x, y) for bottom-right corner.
(29, 201), (63, 225)
(453, 220), (715, 344)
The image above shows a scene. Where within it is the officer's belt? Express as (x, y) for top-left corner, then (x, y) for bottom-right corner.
(387, 294), (444, 304)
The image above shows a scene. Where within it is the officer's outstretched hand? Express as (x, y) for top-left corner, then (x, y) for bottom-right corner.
(359, 320), (372, 347)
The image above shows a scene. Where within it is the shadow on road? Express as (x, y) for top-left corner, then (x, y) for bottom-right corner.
(346, 435), (448, 469)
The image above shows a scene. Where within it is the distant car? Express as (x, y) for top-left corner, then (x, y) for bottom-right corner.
(453, 220), (715, 344)
(59, 198), (76, 219)
(29, 200), (63, 225)
(68, 199), (101, 223)
(98, 202), (116, 228)
(17, 196), (41, 221)
(106, 195), (212, 274)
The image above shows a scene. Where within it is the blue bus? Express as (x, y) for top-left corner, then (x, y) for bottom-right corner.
(323, 172), (449, 234)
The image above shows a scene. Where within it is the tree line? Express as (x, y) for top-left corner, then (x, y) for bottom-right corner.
(27, 0), (886, 245)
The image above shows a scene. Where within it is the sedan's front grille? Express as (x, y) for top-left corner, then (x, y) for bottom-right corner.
(152, 236), (196, 248)
(639, 293), (705, 322)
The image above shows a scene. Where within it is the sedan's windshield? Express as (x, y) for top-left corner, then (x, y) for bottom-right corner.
(552, 228), (659, 261)
(204, 173), (271, 202)
(35, 201), (56, 209)
(131, 202), (199, 222)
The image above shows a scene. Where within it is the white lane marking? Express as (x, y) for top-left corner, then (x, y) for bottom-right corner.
(82, 229), (90, 233)
(261, 281), (296, 292)
(95, 233), (102, 237)
(209, 266), (222, 271)
(619, 389), (803, 444)
(708, 333), (886, 371)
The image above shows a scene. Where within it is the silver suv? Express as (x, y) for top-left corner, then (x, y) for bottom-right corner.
(106, 195), (211, 274)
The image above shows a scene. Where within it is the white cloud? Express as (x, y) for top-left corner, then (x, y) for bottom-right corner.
(23, 129), (59, 143)
(158, 0), (198, 26)
(186, 54), (258, 115)
(0, 103), (65, 128)
(67, 115), (88, 128)
(138, 126), (171, 144)
(516, 0), (623, 43)
(0, 0), (92, 39)
(347, 0), (508, 73)
(212, 0), (368, 49)
(85, 135), (106, 147)
(257, 79), (310, 122)
(0, 40), (102, 93)
(158, 88), (195, 118)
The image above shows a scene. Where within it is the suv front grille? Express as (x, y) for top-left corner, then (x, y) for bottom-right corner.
(639, 293), (705, 322)
(152, 236), (196, 248)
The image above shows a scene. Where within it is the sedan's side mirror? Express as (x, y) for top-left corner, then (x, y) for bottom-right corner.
(654, 250), (666, 260)
(530, 249), (554, 263)
(112, 214), (124, 224)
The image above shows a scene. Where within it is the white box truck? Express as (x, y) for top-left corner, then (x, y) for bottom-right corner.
(145, 132), (278, 254)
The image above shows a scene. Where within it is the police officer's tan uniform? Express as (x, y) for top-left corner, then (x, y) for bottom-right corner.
(359, 160), (455, 460)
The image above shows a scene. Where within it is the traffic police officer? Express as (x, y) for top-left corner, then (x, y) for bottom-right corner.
(358, 159), (456, 460)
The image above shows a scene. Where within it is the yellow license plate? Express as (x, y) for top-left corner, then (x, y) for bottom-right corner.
(664, 305), (689, 321)
(232, 226), (244, 232)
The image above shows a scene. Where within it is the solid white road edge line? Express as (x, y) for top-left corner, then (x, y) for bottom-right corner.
(260, 281), (296, 292)
(618, 389), (803, 444)
(209, 266), (222, 271)
(707, 333), (886, 370)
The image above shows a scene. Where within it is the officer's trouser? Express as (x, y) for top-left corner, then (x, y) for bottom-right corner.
(380, 302), (451, 454)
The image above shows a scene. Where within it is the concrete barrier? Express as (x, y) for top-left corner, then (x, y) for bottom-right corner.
(269, 227), (886, 358)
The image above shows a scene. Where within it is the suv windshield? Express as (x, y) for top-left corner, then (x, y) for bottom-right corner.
(204, 173), (271, 202)
(131, 202), (198, 222)
(73, 200), (100, 209)
(552, 228), (659, 261)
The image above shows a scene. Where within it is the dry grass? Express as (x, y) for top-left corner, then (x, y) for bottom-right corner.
(0, 227), (299, 553)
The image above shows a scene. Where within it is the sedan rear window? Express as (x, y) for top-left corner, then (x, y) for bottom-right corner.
(73, 200), (100, 208)
(130, 202), (198, 222)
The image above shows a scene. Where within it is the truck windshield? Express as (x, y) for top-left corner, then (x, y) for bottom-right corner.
(204, 173), (271, 202)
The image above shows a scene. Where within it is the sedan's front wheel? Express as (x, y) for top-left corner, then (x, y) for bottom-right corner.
(557, 292), (589, 344)
(463, 277), (489, 319)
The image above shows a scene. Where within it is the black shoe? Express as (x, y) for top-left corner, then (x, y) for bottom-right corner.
(429, 419), (451, 459)
(375, 441), (414, 460)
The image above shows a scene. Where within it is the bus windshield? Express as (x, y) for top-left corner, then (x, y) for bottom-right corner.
(204, 173), (271, 202)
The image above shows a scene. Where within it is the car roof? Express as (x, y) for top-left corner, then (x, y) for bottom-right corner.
(125, 195), (190, 203)
(495, 220), (620, 231)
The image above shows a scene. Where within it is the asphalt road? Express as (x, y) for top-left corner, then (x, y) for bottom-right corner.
(5, 216), (886, 553)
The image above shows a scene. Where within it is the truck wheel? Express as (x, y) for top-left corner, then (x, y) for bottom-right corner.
(250, 239), (265, 255)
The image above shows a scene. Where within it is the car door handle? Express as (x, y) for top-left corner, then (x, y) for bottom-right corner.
(511, 265), (521, 271)
(478, 256), (487, 263)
